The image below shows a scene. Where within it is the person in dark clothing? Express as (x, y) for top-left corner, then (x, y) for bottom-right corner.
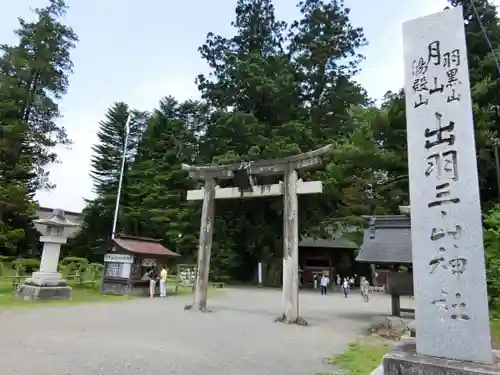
(147, 267), (158, 298)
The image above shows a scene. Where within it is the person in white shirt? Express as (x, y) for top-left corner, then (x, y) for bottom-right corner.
(159, 266), (168, 298)
(360, 276), (371, 302)
(320, 274), (330, 295)
(342, 278), (349, 298)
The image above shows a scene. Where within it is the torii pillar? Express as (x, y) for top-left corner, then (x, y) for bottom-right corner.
(282, 166), (299, 322)
(182, 145), (332, 323)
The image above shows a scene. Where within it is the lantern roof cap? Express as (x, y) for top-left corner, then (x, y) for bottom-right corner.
(34, 208), (79, 228)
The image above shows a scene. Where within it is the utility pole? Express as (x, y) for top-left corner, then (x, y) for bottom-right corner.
(111, 114), (132, 240)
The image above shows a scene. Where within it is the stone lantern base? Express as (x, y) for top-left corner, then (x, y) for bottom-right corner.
(16, 272), (72, 301)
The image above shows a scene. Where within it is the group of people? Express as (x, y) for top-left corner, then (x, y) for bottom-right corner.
(318, 273), (371, 301)
(144, 266), (372, 301)
(142, 266), (169, 298)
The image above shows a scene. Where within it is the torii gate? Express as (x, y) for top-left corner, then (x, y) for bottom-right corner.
(182, 145), (332, 324)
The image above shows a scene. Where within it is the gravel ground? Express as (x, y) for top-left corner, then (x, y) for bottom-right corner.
(0, 288), (414, 375)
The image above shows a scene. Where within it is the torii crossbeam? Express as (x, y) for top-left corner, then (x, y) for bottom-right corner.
(182, 145), (332, 324)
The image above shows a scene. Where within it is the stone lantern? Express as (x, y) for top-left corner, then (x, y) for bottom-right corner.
(16, 209), (79, 301)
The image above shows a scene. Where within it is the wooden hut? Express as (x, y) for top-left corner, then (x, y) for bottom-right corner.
(298, 234), (361, 287)
(356, 207), (414, 317)
(100, 234), (180, 296)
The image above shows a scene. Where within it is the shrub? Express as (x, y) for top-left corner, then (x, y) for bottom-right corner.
(60, 257), (89, 270)
(12, 258), (40, 274)
(84, 263), (103, 281)
(89, 263), (103, 271)
(211, 275), (231, 282)
(60, 257), (90, 280)
(0, 256), (15, 275)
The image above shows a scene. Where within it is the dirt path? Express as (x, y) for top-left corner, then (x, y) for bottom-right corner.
(0, 288), (414, 375)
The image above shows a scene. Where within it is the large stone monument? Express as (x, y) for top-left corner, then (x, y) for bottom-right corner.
(382, 6), (499, 375)
(182, 145), (331, 324)
(16, 209), (78, 301)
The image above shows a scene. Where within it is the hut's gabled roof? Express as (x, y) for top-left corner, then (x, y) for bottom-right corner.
(113, 235), (180, 257)
(355, 214), (412, 264)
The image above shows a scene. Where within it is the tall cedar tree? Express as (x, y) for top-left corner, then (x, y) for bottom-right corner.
(288, 0), (371, 230)
(365, 0), (500, 211)
(64, 0), (500, 284)
(450, 0), (500, 205)
(195, 0), (368, 281)
(0, 0), (77, 255)
(328, 93), (409, 226)
(364, 0), (500, 301)
(68, 103), (145, 260)
(448, 0), (500, 309)
(121, 97), (201, 258)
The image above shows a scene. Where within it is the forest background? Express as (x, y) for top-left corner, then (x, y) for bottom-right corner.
(2, 0), (500, 300)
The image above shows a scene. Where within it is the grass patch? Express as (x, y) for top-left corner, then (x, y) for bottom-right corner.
(316, 320), (500, 375)
(0, 284), (132, 309)
(314, 319), (500, 375)
(317, 341), (392, 375)
(491, 320), (500, 349)
(0, 279), (202, 309)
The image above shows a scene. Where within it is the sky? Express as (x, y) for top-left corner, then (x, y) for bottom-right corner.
(1, 0), (497, 213)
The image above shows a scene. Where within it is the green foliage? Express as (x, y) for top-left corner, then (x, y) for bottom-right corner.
(60, 257), (89, 268)
(371, 1), (500, 210)
(67, 0), (410, 280)
(0, 256), (15, 276)
(85, 263), (104, 280)
(447, 0), (500, 205)
(69, 103), (147, 261)
(0, 0), (77, 256)
(60, 257), (89, 277)
(67, 0), (500, 285)
(484, 204), (500, 314)
(121, 97), (201, 256)
(190, 0), (374, 278)
(90, 103), (146, 200)
(12, 258), (40, 274)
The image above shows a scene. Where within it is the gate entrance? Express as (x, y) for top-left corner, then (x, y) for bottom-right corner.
(182, 145), (331, 323)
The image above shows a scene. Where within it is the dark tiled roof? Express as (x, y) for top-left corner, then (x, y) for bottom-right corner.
(299, 237), (358, 249)
(113, 237), (180, 257)
(356, 215), (412, 264)
(299, 225), (359, 249)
